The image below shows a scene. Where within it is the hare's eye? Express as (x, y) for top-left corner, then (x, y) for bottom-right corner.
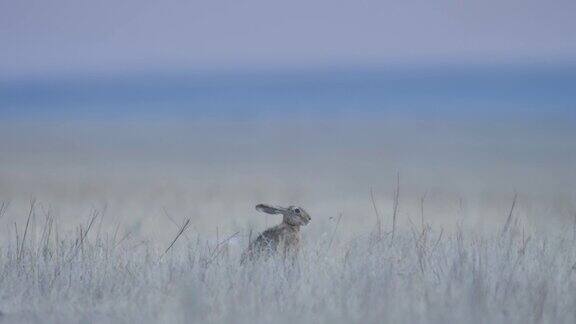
(294, 208), (301, 214)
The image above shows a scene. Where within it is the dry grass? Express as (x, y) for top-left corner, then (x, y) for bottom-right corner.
(0, 197), (574, 324)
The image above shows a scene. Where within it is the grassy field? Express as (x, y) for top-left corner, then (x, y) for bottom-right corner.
(0, 197), (576, 323)
(0, 120), (575, 323)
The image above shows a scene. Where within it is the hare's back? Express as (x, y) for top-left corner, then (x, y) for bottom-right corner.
(253, 226), (282, 247)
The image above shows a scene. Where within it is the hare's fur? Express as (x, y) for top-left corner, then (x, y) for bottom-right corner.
(241, 204), (311, 263)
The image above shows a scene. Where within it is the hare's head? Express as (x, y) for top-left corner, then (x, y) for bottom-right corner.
(256, 204), (311, 226)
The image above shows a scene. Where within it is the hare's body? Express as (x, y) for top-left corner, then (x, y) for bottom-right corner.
(243, 223), (300, 261)
(241, 204), (310, 263)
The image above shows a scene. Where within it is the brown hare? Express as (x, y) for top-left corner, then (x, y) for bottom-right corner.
(241, 204), (311, 264)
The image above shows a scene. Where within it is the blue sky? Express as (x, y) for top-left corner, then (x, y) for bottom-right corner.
(1, 0), (575, 121)
(1, 0), (576, 78)
(2, 65), (575, 121)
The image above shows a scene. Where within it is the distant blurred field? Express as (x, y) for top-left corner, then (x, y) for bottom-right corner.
(1, 116), (575, 237)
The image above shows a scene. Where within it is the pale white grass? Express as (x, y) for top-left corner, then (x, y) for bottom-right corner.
(0, 200), (575, 324)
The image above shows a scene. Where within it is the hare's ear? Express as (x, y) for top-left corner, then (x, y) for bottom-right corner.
(256, 204), (285, 215)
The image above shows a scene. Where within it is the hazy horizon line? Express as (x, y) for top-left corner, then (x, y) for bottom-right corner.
(2, 59), (576, 84)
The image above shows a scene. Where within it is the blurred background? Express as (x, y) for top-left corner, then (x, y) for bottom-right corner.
(1, 0), (575, 240)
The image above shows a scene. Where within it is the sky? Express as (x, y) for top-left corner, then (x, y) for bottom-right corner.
(1, 0), (576, 78)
